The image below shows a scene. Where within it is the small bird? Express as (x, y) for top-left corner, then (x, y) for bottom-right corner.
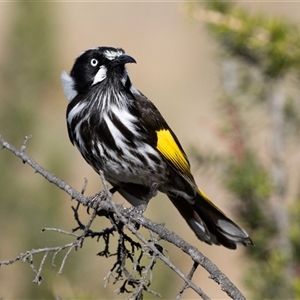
(61, 46), (253, 249)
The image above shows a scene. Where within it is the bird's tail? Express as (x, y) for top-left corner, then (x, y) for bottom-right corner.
(168, 188), (253, 249)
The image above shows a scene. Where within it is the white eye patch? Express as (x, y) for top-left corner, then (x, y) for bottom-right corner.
(93, 65), (107, 85)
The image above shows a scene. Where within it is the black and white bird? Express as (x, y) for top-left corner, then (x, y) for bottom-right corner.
(61, 46), (253, 249)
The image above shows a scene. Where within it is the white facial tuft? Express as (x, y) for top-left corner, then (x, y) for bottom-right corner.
(61, 71), (78, 102)
(104, 49), (124, 61)
(93, 65), (107, 85)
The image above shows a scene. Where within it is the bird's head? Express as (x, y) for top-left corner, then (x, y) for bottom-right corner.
(61, 47), (136, 102)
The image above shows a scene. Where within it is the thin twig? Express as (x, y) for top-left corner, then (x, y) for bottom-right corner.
(76, 208), (98, 249)
(0, 135), (87, 205)
(57, 244), (76, 276)
(20, 135), (32, 152)
(42, 227), (80, 238)
(176, 261), (200, 300)
(81, 177), (88, 195)
(130, 249), (161, 299)
(0, 244), (73, 266)
(33, 251), (49, 285)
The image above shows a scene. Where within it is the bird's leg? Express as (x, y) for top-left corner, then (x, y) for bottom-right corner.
(146, 182), (159, 202)
(127, 182), (158, 216)
(86, 185), (120, 212)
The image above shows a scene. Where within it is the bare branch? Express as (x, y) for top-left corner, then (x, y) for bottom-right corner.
(0, 135), (246, 300)
(0, 135), (87, 204)
(42, 227), (80, 238)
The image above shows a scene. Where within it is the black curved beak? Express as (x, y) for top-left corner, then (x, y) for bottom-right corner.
(112, 54), (136, 66)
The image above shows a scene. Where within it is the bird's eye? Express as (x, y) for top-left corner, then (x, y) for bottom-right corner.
(90, 58), (98, 67)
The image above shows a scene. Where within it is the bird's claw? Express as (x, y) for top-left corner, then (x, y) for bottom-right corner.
(86, 190), (109, 213)
(126, 203), (147, 218)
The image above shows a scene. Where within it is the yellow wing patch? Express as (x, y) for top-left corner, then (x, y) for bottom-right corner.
(156, 129), (190, 175)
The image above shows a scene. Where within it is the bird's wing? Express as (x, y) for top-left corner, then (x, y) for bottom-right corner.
(130, 88), (196, 187)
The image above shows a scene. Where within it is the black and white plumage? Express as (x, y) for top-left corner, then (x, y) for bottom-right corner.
(62, 46), (253, 249)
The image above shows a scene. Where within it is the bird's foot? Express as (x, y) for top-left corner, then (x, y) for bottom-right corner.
(86, 190), (109, 211)
(127, 203), (148, 218)
(86, 186), (119, 214)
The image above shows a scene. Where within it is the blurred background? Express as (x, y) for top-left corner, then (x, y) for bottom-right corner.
(1, 1), (300, 299)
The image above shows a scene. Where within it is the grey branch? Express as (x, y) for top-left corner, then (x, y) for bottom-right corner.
(0, 135), (246, 300)
(0, 242), (78, 284)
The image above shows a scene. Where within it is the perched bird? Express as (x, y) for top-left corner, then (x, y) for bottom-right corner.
(61, 46), (253, 249)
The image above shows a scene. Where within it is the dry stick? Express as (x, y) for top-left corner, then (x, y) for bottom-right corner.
(81, 177), (88, 195)
(77, 208), (98, 249)
(57, 244), (76, 276)
(0, 135), (246, 300)
(33, 251), (49, 284)
(42, 227), (80, 238)
(57, 207), (99, 276)
(0, 135), (87, 205)
(20, 135), (32, 152)
(0, 243), (75, 267)
(131, 253), (161, 299)
(27, 253), (41, 283)
(176, 261), (199, 300)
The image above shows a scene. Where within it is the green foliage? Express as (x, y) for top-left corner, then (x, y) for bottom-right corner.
(290, 201), (300, 300)
(189, 1), (300, 298)
(289, 200), (300, 265)
(225, 153), (295, 298)
(205, 0), (234, 13)
(245, 249), (293, 299)
(202, 1), (300, 78)
(225, 152), (274, 251)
